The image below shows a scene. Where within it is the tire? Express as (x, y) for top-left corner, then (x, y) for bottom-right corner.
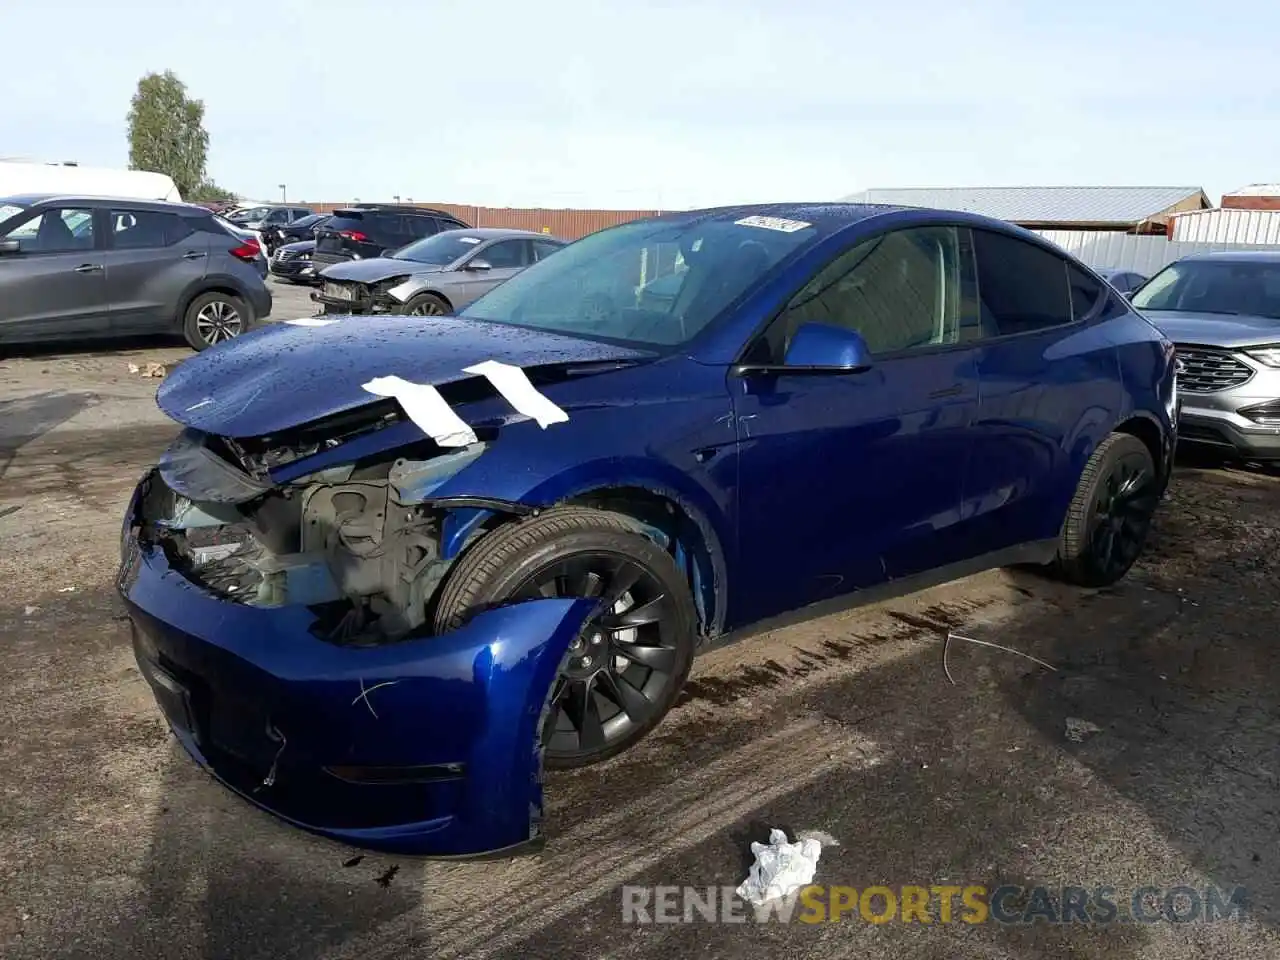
(1052, 433), (1159, 587)
(397, 292), (451, 317)
(182, 292), (252, 351)
(433, 506), (697, 769)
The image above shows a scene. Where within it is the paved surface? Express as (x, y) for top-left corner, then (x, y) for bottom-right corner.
(1, 306), (1278, 958)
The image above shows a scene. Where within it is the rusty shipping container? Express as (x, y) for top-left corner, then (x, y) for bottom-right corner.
(299, 201), (662, 240)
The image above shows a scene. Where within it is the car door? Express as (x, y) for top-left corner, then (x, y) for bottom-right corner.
(962, 228), (1124, 556)
(455, 239), (530, 305)
(104, 208), (210, 334)
(729, 224), (982, 626)
(0, 204), (108, 340)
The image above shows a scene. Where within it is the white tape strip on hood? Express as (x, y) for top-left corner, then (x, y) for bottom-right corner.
(285, 316), (341, 327)
(362, 375), (478, 447)
(461, 359), (569, 429)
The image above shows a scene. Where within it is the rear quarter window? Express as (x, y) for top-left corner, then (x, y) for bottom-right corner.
(973, 229), (1073, 335)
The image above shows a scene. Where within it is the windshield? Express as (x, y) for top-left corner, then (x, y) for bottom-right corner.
(458, 215), (818, 346)
(1131, 259), (1280, 319)
(293, 214), (324, 230)
(390, 231), (488, 265)
(0, 202), (25, 225)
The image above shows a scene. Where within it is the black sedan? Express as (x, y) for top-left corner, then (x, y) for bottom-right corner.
(261, 213), (331, 255)
(269, 239), (319, 283)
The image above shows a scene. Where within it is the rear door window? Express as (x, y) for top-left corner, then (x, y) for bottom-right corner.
(532, 239), (564, 261)
(480, 239), (529, 268)
(110, 209), (193, 249)
(972, 229), (1073, 335)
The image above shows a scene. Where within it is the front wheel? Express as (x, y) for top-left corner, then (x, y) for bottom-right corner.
(432, 506), (697, 769)
(1052, 432), (1160, 587)
(397, 292), (451, 317)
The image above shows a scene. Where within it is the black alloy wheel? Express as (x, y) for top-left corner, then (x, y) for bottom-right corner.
(1055, 432), (1160, 587)
(1087, 451), (1158, 579)
(430, 506), (698, 768)
(509, 552), (682, 764)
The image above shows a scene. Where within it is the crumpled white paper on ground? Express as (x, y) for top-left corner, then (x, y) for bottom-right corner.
(735, 828), (823, 906)
(362, 375), (478, 447)
(461, 359), (569, 429)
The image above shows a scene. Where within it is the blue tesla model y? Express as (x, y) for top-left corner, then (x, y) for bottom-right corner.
(118, 203), (1177, 857)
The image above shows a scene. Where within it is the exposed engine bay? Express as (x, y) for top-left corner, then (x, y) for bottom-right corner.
(137, 420), (501, 646)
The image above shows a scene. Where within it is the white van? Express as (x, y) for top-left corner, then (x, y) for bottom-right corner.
(0, 161), (181, 202)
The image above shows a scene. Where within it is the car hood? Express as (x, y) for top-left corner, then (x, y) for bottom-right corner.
(1141, 311), (1280, 348)
(320, 258), (444, 283)
(157, 315), (656, 438)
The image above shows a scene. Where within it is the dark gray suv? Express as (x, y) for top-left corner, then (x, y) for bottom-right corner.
(0, 194), (273, 351)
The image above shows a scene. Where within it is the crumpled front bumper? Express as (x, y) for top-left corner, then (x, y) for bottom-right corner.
(117, 474), (595, 857)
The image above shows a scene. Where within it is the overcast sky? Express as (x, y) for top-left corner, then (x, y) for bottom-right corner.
(4, 0), (1278, 208)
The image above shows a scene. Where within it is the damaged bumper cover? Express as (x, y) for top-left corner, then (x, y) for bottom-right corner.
(119, 472), (596, 857)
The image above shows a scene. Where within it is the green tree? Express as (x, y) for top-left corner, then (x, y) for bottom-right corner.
(190, 180), (238, 203)
(126, 70), (209, 198)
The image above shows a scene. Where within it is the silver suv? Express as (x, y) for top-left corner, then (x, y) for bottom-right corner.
(1133, 251), (1280, 459)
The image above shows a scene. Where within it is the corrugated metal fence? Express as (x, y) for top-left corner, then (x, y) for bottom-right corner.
(1032, 229), (1280, 276)
(301, 201), (658, 240)
(1170, 208), (1280, 244)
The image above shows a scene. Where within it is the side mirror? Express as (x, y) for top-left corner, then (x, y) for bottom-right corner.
(783, 323), (873, 371)
(1123, 289), (1137, 301)
(0, 239), (19, 255)
(465, 258), (492, 272)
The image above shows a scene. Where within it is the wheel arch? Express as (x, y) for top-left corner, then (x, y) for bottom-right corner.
(1113, 411), (1168, 482)
(438, 481), (728, 643)
(176, 282), (251, 330)
(559, 484), (726, 642)
(399, 288), (454, 312)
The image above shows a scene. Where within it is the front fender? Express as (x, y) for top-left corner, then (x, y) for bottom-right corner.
(429, 451), (734, 634)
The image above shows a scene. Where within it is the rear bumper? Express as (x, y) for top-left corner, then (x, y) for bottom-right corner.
(118, 472), (594, 856)
(244, 281), (272, 320)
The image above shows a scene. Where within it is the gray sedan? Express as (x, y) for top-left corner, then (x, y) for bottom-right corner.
(313, 227), (567, 316)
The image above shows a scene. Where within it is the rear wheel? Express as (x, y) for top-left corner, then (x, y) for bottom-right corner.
(1053, 433), (1160, 587)
(182, 292), (252, 350)
(433, 506), (697, 769)
(398, 293), (451, 317)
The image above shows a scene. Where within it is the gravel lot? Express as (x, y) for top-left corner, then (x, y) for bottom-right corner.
(2, 294), (1278, 959)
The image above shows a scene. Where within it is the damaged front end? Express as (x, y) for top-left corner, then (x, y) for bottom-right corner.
(120, 415), (595, 857)
(317, 276), (415, 315)
(148, 408), (510, 644)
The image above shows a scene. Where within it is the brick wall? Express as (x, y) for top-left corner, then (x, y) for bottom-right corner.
(300, 201), (662, 240)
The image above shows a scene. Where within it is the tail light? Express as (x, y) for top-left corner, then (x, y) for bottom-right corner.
(230, 237), (261, 262)
(338, 229), (368, 243)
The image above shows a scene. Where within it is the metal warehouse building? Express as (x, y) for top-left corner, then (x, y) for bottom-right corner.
(840, 185), (1211, 234)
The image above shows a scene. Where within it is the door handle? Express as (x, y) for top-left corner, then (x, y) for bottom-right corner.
(74, 263), (103, 273)
(182, 250), (207, 260)
(928, 384), (965, 399)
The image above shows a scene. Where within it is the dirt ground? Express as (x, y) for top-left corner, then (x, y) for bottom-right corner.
(1, 305), (1278, 959)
